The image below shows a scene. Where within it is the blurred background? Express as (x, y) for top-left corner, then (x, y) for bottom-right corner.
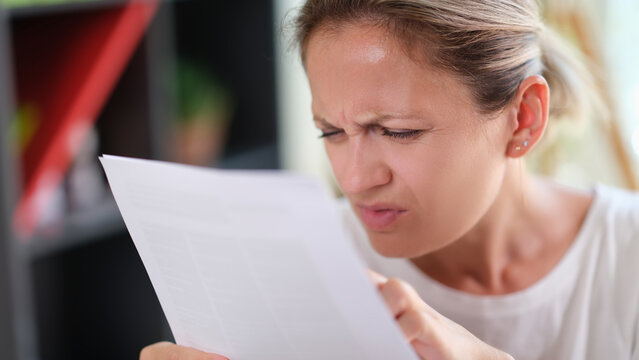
(0, 0), (637, 359)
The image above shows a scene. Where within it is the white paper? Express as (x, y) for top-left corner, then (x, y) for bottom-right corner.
(100, 155), (419, 360)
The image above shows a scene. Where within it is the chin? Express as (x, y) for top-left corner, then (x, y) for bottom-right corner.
(367, 228), (449, 258)
(367, 231), (424, 258)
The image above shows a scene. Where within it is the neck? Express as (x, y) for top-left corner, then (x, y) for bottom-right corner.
(411, 160), (591, 295)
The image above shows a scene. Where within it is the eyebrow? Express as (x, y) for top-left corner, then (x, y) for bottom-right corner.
(313, 113), (423, 127)
(313, 116), (335, 128)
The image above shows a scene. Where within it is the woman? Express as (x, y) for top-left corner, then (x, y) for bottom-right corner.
(141, 1), (639, 359)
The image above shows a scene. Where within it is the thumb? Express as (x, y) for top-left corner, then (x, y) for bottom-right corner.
(367, 269), (387, 289)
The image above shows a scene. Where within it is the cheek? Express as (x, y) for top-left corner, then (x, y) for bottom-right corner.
(391, 131), (506, 255)
(432, 142), (505, 227)
(324, 144), (346, 185)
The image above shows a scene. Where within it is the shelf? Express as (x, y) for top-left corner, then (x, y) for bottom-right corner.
(11, 0), (159, 238)
(3, 0), (129, 18)
(28, 196), (125, 258)
(0, 0), (282, 357)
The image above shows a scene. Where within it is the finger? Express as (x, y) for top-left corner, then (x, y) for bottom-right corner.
(367, 269), (387, 288)
(140, 341), (229, 360)
(379, 277), (423, 317)
(396, 307), (437, 343)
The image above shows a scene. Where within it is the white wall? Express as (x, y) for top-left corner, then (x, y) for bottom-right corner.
(603, 0), (639, 173)
(273, 0), (334, 189)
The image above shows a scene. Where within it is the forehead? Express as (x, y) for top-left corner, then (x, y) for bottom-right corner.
(307, 22), (397, 62)
(305, 23), (477, 121)
(306, 23), (406, 78)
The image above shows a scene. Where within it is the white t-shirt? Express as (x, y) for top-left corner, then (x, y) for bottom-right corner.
(341, 185), (639, 360)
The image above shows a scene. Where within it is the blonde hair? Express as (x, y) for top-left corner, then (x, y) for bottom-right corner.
(293, 0), (601, 122)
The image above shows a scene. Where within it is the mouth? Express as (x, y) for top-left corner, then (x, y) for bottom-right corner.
(355, 203), (408, 231)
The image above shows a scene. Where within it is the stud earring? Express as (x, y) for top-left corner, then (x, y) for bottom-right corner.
(515, 140), (529, 152)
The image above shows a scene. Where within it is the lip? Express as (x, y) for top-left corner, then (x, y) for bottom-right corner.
(356, 203), (408, 231)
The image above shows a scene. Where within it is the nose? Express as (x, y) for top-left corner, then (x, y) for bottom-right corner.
(337, 138), (391, 195)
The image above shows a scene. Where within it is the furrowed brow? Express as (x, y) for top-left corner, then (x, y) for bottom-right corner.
(313, 116), (338, 128)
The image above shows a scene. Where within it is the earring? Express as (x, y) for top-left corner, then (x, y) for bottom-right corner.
(515, 140), (529, 152)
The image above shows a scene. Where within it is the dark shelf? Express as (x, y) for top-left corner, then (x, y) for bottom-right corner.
(172, 0), (278, 160)
(10, 0), (159, 237)
(0, 0), (280, 358)
(28, 196), (125, 259)
(33, 229), (170, 360)
(5, 0), (130, 19)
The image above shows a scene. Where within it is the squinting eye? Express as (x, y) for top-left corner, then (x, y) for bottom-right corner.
(318, 129), (344, 139)
(381, 128), (423, 139)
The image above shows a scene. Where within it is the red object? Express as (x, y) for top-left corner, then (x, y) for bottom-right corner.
(12, 0), (159, 239)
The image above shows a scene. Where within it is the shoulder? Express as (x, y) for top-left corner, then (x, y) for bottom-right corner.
(585, 185), (639, 298)
(583, 185), (639, 267)
(588, 185), (639, 245)
(596, 185), (639, 280)
(585, 185), (639, 343)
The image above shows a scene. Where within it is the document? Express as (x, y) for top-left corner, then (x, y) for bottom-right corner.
(100, 155), (419, 360)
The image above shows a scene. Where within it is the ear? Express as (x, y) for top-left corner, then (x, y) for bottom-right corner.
(505, 75), (550, 158)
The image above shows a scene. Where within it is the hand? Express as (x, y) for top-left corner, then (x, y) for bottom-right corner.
(368, 271), (514, 360)
(140, 341), (229, 360)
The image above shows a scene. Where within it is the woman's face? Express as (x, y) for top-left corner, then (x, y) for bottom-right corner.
(306, 24), (515, 258)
